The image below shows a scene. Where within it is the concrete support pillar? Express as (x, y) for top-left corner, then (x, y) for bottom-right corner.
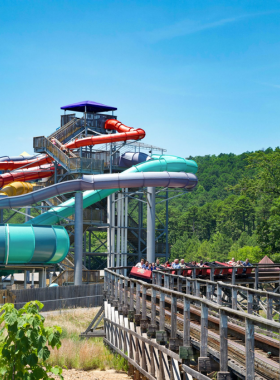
(147, 187), (156, 263)
(74, 192), (83, 286)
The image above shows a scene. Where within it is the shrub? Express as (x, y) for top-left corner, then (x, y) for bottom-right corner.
(0, 300), (63, 380)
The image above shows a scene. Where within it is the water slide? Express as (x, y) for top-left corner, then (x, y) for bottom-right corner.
(0, 154), (53, 171)
(23, 155), (198, 226)
(0, 164), (54, 188)
(0, 181), (35, 197)
(0, 117), (198, 267)
(65, 119), (145, 149)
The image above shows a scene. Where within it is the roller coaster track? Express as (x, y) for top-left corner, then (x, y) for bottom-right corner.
(102, 267), (280, 380)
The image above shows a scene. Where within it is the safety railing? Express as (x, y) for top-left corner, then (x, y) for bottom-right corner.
(48, 117), (81, 142)
(33, 136), (104, 173)
(104, 266), (280, 380)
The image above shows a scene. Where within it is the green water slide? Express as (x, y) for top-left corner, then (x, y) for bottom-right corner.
(25, 155), (198, 226)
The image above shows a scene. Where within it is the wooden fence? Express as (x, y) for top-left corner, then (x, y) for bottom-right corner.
(7, 283), (103, 312)
(104, 267), (280, 380)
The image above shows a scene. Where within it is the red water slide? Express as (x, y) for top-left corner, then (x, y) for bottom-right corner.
(0, 155), (53, 171)
(64, 119), (146, 149)
(0, 165), (54, 188)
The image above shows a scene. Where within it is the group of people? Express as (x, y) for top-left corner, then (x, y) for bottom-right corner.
(135, 257), (252, 271)
(51, 138), (70, 155)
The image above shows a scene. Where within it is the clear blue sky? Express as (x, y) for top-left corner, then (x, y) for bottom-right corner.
(1, 0), (280, 158)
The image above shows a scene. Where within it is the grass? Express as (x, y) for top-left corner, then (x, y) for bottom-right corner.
(44, 307), (128, 372)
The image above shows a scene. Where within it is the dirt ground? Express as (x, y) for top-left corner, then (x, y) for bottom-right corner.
(53, 369), (131, 380)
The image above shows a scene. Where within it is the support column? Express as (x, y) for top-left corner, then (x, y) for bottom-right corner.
(39, 270), (46, 288)
(147, 187), (155, 263)
(25, 206), (31, 222)
(54, 161), (58, 184)
(24, 270), (27, 289)
(74, 192), (83, 286)
(116, 192), (121, 270)
(124, 188), (128, 273)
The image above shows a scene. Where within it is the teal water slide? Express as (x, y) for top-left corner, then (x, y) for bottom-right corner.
(25, 155), (198, 226)
(0, 155), (197, 265)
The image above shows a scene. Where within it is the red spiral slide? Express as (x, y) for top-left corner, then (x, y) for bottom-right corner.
(64, 119), (146, 149)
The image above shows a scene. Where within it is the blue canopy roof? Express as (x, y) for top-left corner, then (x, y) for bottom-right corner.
(61, 101), (117, 113)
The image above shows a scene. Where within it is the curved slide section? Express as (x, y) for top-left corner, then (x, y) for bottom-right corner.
(0, 225), (69, 264)
(25, 155), (198, 226)
(0, 172), (197, 208)
(0, 164), (54, 188)
(0, 154), (53, 171)
(65, 119), (145, 149)
(0, 181), (35, 197)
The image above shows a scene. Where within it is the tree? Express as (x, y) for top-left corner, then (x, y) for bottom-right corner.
(0, 301), (63, 380)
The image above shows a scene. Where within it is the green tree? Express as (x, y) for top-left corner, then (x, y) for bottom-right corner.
(0, 301), (63, 380)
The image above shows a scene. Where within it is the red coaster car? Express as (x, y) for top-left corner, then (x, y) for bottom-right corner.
(129, 266), (152, 283)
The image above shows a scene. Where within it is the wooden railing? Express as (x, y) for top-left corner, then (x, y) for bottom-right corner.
(104, 267), (280, 380)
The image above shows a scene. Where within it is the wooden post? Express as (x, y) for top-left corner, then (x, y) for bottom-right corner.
(267, 295), (273, 320)
(232, 287), (237, 310)
(141, 286), (148, 332)
(118, 278), (123, 312)
(170, 295), (178, 351)
(206, 283), (212, 301)
(180, 296), (193, 367)
(247, 291), (253, 315)
(178, 276), (182, 293)
(217, 284), (222, 306)
(245, 318), (254, 380)
(157, 271), (161, 286)
(114, 277), (118, 307)
(152, 270), (156, 284)
(123, 279), (128, 316)
(149, 345), (155, 377)
(196, 281), (200, 298)
(198, 303), (209, 375)
(148, 287), (157, 338)
(217, 310), (231, 380)
(254, 266), (259, 290)
(159, 291), (165, 331)
(232, 267), (236, 286)
(186, 279), (191, 295)
(170, 275), (174, 290)
(135, 282), (141, 323)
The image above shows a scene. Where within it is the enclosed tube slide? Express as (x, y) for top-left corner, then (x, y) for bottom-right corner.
(0, 225), (69, 264)
(65, 119), (145, 149)
(0, 181), (35, 197)
(0, 164), (54, 188)
(119, 152), (150, 168)
(0, 154), (53, 171)
(25, 155), (198, 226)
(0, 172), (197, 208)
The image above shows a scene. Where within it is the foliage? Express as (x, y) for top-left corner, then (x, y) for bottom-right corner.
(0, 301), (63, 380)
(165, 147), (280, 263)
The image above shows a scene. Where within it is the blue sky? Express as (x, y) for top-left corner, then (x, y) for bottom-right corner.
(1, 0), (280, 158)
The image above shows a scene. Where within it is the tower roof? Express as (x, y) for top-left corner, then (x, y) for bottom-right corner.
(61, 100), (117, 113)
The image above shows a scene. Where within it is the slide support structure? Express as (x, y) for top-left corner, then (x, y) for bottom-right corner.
(147, 187), (156, 264)
(74, 192), (83, 285)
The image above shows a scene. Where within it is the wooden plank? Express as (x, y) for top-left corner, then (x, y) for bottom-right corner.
(162, 352), (170, 379)
(200, 303), (208, 358)
(104, 338), (156, 380)
(130, 321), (136, 360)
(142, 332), (151, 373)
(171, 359), (181, 380)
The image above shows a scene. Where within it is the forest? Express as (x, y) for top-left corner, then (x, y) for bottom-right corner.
(156, 147), (280, 264)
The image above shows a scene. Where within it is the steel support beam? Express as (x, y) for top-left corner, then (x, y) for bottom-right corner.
(147, 187), (156, 263)
(74, 192), (83, 285)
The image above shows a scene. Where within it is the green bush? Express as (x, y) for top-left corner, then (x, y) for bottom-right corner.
(0, 301), (64, 380)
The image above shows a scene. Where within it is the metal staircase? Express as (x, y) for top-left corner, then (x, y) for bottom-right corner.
(48, 117), (84, 144)
(33, 135), (104, 174)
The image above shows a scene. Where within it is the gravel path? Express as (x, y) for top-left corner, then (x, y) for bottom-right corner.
(53, 369), (131, 379)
